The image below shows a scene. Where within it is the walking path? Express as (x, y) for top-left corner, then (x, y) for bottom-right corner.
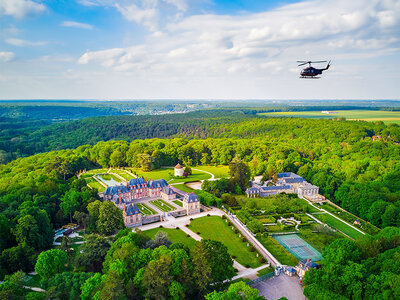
(192, 168), (215, 180)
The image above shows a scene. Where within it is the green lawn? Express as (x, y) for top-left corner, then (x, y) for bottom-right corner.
(257, 235), (299, 266)
(137, 203), (156, 215)
(142, 228), (197, 250)
(128, 167), (211, 183)
(150, 199), (176, 212)
(189, 216), (262, 268)
(313, 213), (365, 240)
(257, 266), (274, 277)
(173, 200), (183, 207)
(97, 173), (123, 182)
(194, 165), (230, 178)
(298, 228), (342, 252)
(110, 169), (135, 180)
(85, 177), (105, 192)
(86, 168), (109, 174)
(259, 110), (400, 124)
(173, 183), (195, 193)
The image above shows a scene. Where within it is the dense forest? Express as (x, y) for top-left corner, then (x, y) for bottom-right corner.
(1, 109), (400, 298)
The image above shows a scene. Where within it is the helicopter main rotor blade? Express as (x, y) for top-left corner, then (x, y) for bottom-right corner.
(297, 62), (308, 66)
(310, 60), (327, 63)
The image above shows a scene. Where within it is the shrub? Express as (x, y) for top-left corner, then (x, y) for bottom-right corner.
(222, 215), (226, 219)
(260, 257), (266, 263)
(176, 227), (179, 229)
(197, 232), (201, 235)
(250, 246), (255, 252)
(242, 237), (247, 242)
(234, 229), (239, 234)
(207, 214), (210, 217)
(159, 225), (163, 228)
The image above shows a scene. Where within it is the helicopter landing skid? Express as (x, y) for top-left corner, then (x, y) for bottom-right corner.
(300, 76), (320, 79)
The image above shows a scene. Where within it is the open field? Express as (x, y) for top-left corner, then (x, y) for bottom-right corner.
(150, 199), (176, 212)
(259, 110), (400, 124)
(194, 165), (230, 178)
(142, 228), (197, 250)
(137, 203), (156, 215)
(189, 216), (262, 268)
(257, 235), (299, 266)
(173, 183), (195, 193)
(312, 213), (365, 240)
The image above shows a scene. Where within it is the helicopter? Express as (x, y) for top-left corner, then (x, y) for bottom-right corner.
(297, 60), (331, 78)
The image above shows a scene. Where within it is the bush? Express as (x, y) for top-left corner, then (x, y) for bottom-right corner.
(159, 225), (163, 228)
(222, 215), (226, 219)
(260, 257), (266, 263)
(234, 229), (239, 234)
(197, 232), (201, 235)
(250, 246), (255, 252)
(242, 237), (247, 242)
(207, 214), (210, 217)
(176, 227), (179, 229)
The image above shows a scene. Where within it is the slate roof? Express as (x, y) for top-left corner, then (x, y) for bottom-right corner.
(261, 185), (292, 191)
(113, 194), (125, 205)
(148, 179), (168, 189)
(162, 186), (175, 195)
(282, 177), (305, 184)
(128, 177), (147, 186)
(246, 187), (260, 193)
(278, 172), (302, 178)
(183, 193), (200, 203)
(125, 204), (141, 216)
(104, 185), (129, 195)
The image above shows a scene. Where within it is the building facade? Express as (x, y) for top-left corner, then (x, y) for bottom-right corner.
(174, 163), (184, 177)
(183, 192), (200, 215)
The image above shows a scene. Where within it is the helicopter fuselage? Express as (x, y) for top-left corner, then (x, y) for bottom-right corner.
(300, 67), (324, 77)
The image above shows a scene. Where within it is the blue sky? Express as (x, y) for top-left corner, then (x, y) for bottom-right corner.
(0, 0), (399, 99)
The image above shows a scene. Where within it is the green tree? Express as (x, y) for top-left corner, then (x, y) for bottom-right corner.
(43, 272), (93, 300)
(110, 149), (126, 168)
(205, 281), (265, 299)
(96, 201), (125, 235)
(229, 155), (251, 192)
(137, 153), (155, 171)
(76, 235), (111, 272)
(143, 254), (173, 300)
(80, 273), (104, 300)
(35, 249), (69, 279)
(0, 242), (36, 273)
(60, 189), (81, 223)
(191, 242), (212, 295)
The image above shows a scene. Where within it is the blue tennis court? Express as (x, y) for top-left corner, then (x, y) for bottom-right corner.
(273, 234), (322, 261)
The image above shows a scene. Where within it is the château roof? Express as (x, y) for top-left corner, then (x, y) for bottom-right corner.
(148, 179), (169, 189)
(125, 204), (141, 216)
(175, 163), (183, 169)
(183, 192), (199, 203)
(162, 186), (175, 195)
(128, 177), (147, 187)
(282, 177), (305, 184)
(104, 185), (129, 195)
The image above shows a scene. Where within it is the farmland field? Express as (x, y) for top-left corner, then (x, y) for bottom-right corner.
(259, 110), (400, 124)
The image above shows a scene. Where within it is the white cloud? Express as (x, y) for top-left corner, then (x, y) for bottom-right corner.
(0, 51), (15, 62)
(6, 38), (47, 46)
(61, 21), (94, 30)
(0, 0), (45, 18)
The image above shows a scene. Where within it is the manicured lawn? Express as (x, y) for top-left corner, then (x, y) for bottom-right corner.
(169, 171), (211, 183)
(150, 199), (176, 212)
(86, 168), (109, 174)
(173, 200), (183, 207)
(137, 203), (156, 215)
(189, 216), (262, 268)
(257, 235), (299, 266)
(259, 110), (400, 124)
(110, 169), (135, 180)
(173, 183), (194, 193)
(313, 213), (365, 240)
(194, 165), (230, 178)
(255, 215), (276, 223)
(142, 228), (197, 250)
(86, 177), (105, 192)
(98, 173), (123, 182)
